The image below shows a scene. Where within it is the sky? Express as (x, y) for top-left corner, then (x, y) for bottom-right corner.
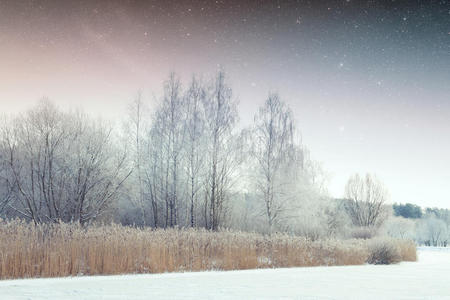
(0, 0), (449, 208)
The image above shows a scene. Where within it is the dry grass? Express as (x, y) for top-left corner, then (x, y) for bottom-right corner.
(0, 220), (416, 279)
(395, 239), (417, 262)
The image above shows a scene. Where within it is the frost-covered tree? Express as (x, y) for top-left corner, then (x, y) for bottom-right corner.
(121, 71), (241, 230)
(149, 73), (186, 227)
(344, 173), (389, 228)
(183, 76), (207, 227)
(126, 93), (148, 226)
(202, 71), (239, 230)
(417, 215), (448, 246)
(0, 100), (132, 224)
(0, 126), (13, 215)
(383, 216), (416, 239)
(252, 93), (296, 232)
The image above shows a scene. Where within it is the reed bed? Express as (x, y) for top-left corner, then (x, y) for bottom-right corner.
(0, 219), (416, 279)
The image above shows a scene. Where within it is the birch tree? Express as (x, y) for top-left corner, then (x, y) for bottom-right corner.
(183, 76), (206, 227)
(203, 71), (239, 230)
(127, 93), (147, 225)
(252, 93), (295, 232)
(150, 73), (185, 227)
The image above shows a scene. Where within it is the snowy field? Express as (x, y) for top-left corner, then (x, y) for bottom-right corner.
(1, 247), (449, 300)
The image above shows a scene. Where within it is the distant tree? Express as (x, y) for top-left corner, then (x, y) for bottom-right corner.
(418, 208), (450, 246)
(344, 173), (389, 228)
(417, 215), (448, 246)
(425, 207), (450, 221)
(393, 203), (422, 219)
(383, 216), (416, 239)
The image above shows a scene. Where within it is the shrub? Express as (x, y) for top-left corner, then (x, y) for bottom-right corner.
(350, 226), (376, 239)
(366, 238), (402, 265)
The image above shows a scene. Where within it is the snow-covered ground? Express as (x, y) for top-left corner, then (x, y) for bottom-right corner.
(1, 248), (449, 300)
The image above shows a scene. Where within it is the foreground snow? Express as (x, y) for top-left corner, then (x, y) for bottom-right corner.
(1, 248), (449, 300)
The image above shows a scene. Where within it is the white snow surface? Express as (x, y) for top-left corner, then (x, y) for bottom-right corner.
(1, 247), (449, 300)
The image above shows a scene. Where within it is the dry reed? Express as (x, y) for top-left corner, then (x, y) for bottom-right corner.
(0, 219), (416, 280)
(394, 239), (417, 262)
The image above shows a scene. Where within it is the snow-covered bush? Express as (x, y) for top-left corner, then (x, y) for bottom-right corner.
(366, 238), (416, 264)
(366, 238), (402, 265)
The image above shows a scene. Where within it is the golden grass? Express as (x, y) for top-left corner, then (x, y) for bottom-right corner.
(0, 220), (416, 279)
(395, 239), (417, 262)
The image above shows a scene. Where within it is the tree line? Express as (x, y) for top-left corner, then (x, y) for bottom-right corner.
(387, 203), (450, 246)
(1, 71), (392, 238)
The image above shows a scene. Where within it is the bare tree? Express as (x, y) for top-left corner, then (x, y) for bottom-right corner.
(183, 76), (206, 227)
(344, 173), (389, 228)
(127, 93), (147, 226)
(0, 128), (14, 215)
(417, 215), (448, 246)
(149, 73), (185, 228)
(0, 100), (132, 224)
(383, 216), (415, 239)
(65, 112), (132, 224)
(252, 93), (296, 232)
(142, 121), (163, 228)
(203, 71), (239, 230)
(1, 100), (69, 223)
